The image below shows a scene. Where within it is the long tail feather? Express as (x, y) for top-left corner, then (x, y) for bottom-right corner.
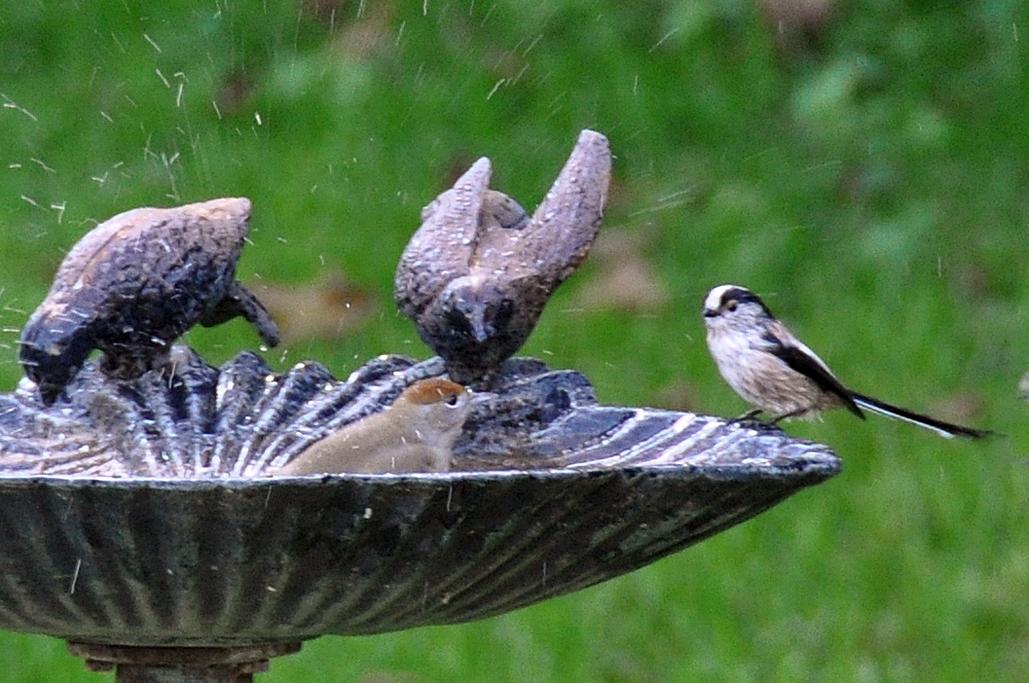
(851, 392), (992, 440)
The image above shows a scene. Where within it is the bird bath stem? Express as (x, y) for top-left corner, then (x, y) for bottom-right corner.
(68, 642), (302, 682)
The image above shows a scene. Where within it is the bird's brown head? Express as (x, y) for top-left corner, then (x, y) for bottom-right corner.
(401, 378), (468, 407)
(395, 378), (476, 444)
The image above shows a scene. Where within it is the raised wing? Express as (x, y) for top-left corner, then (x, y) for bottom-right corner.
(510, 130), (611, 287)
(394, 158), (492, 316)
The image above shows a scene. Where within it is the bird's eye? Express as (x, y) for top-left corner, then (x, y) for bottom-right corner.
(726, 300), (738, 312)
(495, 298), (515, 326)
(444, 393), (460, 406)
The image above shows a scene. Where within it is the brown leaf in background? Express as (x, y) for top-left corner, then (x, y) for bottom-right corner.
(299, 0), (397, 60)
(759, 0), (836, 54)
(572, 230), (671, 313)
(952, 261), (993, 300)
(250, 270), (376, 345)
(651, 379), (702, 414)
(332, 1), (397, 61)
(214, 69), (254, 117)
(928, 390), (989, 425)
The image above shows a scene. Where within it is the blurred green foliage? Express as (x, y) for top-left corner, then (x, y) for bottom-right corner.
(0, 1), (1026, 681)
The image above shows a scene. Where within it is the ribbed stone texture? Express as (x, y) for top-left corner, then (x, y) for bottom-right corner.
(0, 350), (839, 646)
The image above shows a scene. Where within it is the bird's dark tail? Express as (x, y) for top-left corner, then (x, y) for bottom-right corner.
(851, 392), (992, 440)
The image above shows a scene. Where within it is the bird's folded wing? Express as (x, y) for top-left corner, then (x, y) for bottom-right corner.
(760, 328), (864, 418)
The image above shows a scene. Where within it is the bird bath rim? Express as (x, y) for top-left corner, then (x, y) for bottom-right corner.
(0, 454), (841, 485)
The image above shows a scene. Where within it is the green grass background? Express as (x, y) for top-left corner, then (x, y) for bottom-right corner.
(1, 1), (1027, 681)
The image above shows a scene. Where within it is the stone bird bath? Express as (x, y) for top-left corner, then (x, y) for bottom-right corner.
(0, 131), (840, 681)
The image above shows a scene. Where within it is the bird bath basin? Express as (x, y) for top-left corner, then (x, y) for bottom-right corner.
(0, 352), (839, 680)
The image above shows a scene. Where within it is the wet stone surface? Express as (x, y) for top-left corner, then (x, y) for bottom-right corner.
(0, 347), (838, 478)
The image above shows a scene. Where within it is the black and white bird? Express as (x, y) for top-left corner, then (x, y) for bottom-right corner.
(702, 284), (989, 439)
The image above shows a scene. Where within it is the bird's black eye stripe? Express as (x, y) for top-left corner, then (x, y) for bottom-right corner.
(720, 288), (755, 306)
(720, 288), (773, 317)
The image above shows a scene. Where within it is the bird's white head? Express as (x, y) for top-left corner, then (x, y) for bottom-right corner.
(702, 284), (774, 332)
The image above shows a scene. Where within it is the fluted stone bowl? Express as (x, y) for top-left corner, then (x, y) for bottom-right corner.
(0, 349), (839, 646)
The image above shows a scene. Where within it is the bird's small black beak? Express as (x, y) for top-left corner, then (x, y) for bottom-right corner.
(703, 309), (718, 318)
(468, 309), (492, 343)
(38, 384), (62, 406)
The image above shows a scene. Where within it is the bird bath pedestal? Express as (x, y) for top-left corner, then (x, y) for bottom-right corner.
(68, 642), (301, 682)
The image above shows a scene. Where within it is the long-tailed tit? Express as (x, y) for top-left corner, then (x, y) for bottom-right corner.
(702, 284), (989, 439)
